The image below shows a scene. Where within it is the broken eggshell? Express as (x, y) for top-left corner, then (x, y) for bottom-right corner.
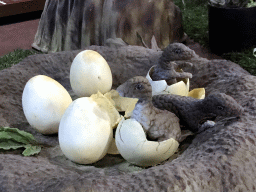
(90, 91), (121, 129)
(104, 89), (138, 118)
(146, 65), (189, 96)
(188, 88), (205, 99)
(107, 138), (119, 155)
(115, 117), (179, 167)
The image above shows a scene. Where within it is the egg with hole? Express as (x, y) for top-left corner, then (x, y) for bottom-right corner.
(22, 75), (72, 134)
(58, 97), (113, 164)
(146, 65), (189, 96)
(115, 117), (179, 167)
(70, 50), (112, 97)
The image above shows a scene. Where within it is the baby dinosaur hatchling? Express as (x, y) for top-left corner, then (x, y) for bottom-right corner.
(152, 93), (244, 133)
(150, 43), (198, 85)
(116, 76), (181, 142)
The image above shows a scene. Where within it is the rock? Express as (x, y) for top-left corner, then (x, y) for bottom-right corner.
(0, 45), (256, 191)
(32, 0), (186, 53)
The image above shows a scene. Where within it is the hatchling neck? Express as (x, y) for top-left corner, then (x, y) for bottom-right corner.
(159, 61), (173, 70)
(131, 98), (154, 119)
(176, 99), (205, 120)
(137, 97), (152, 105)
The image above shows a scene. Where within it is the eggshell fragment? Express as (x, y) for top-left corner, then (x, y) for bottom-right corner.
(107, 138), (119, 155)
(188, 88), (205, 99)
(104, 90), (138, 118)
(165, 79), (189, 96)
(70, 50), (112, 97)
(115, 117), (179, 167)
(58, 97), (113, 164)
(22, 75), (72, 134)
(90, 91), (121, 129)
(146, 65), (189, 96)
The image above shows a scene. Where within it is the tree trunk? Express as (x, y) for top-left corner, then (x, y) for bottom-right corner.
(32, 0), (186, 53)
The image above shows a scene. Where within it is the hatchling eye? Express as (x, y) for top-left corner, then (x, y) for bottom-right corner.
(134, 83), (144, 90)
(173, 48), (182, 54)
(217, 106), (224, 110)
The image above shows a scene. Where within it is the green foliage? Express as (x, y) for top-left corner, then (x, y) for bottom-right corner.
(174, 0), (256, 76)
(22, 144), (42, 156)
(209, 0), (249, 8)
(247, 0), (256, 7)
(0, 49), (41, 71)
(222, 47), (256, 75)
(174, 0), (209, 47)
(0, 127), (41, 156)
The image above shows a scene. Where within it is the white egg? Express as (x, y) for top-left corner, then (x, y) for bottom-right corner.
(58, 97), (113, 164)
(146, 65), (189, 96)
(70, 50), (113, 97)
(115, 117), (179, 167)
(22, 75), (72, 134)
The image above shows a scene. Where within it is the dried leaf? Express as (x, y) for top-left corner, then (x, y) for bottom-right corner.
(136, 32), (149, 48)
(151, 35), (161, 51)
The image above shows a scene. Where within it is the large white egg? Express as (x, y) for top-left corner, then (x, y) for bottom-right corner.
(22, 75), (72, 134)
(70, 50), (112, 97)
(115, 117), (179, 167)
(58, 97), (113, 164)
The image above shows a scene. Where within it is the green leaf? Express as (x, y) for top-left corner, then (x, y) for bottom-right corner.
(0, 140), (25, 150)
(22, 144), (41, 156)
(0, 131), (13, 140)
(0, 127), (36, 144)
(0, 127), (41, 156)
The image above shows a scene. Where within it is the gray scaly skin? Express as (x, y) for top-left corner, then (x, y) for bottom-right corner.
(116, 76), (181, 142)
(150, 43), (198, 85)
(152, 93), (244, 133)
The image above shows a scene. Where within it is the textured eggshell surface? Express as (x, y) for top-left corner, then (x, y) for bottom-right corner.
(165, 79), (189, 96)
(115, 118), (179, 167)
(104, 90), (138, 118)
(70, 50), (112, 97)
(188, 88), (205, 99)
(22, 75), (72, 134)
(58, 97), (113, 164)
(146, 65), (189, 96)
(90, 91), (121, 129)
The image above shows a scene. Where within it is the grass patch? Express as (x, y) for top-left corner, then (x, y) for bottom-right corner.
(174, 0), (256, 76)
(175, 0), (209, 47)
(223, 48), (256, 75)
(0, 49), (42, 71)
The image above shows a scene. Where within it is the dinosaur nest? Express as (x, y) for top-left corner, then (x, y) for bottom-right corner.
(0, 45), (256, 191)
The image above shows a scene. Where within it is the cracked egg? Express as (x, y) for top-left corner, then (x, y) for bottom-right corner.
(146, 65), (189, 96)
(146, 65), (205, 99)
(59, 92), (121, 164)
(115, 117), (179, 167)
